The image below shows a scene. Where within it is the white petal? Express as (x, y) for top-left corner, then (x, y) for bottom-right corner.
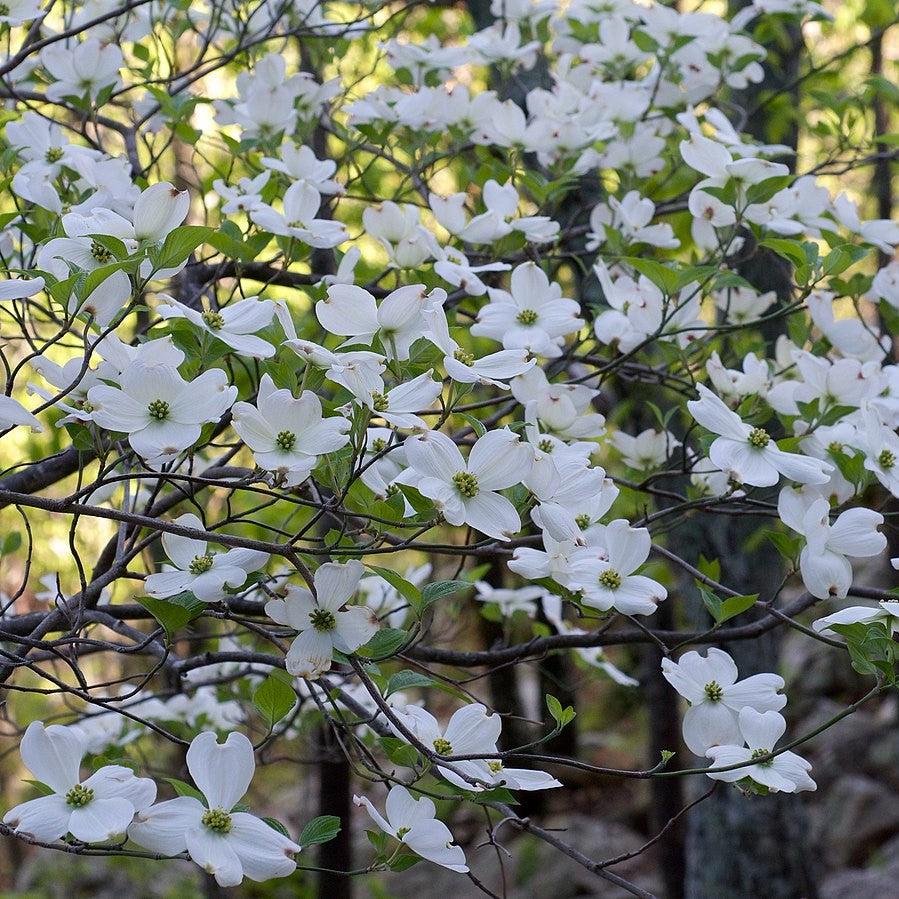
(68, 797), (137, 842)
(128, 796), (203, 855)
(229, 813), (300, 882)
(3, 794), (71, 841)
(332, 606), (379, 653)
(738, 707), (786, 751)
(314, 560), (364, 609)
(186, 827), (244, 887)
(186, 731), (254, 811)
(82, 765), (156, 812)
(463, 491), (521, 541)
(682, 702), (742, 756)
(20, 721), (83, 793)
(285, 629), (334, 677)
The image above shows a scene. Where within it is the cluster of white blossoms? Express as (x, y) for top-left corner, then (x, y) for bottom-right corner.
(663, 648), (815, 793)
(1, 0), (897, 887)
(3, 724), (301, 887)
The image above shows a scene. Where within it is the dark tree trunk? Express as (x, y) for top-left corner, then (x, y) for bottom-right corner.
(317, 726), (354, 899)
(679, 8), (815, 897)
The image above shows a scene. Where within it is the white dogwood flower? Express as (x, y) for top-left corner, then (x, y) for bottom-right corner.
(232, 374), (350, 485)
(354, 786), (468, 873)
(471, 262), (583, 358)
(661, 648), (786, 755)
(687, 383), (832, 487)
(264, 561), (378, 677)
(403, 428), (532, 540)
(568, 519), (667, 615)
(144, 513), (269, 601)
(423, 303), (534, 388)
(251, 182), (347, 247)
(156, 295), (277, 359)
(705, 709), (816, 793)
(129, 731), (301, 887)
(316, 284), (445, 361)
(3, 722), (155, 843)
(777, 487), (886, 598)
(88, 362), (236, 464)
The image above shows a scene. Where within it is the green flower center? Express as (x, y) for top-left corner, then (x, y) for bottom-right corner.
(276, 430), (297, 452)
(827, 441), (843, 456)
(453, 348), (475, 366)
(201, 309), (225, 330)
(879, 449), (895, 470)
(433, 737), (452, 755)
(538, 438), (555, 453)
(452, 470), (479, 498)
(147, 399), (170, 421)
(396, 826), (411, 839)
(516, 309), (538, 326)
(372, 437), (387, 452)
(598, 569), (622, 590)
(385, 483), (399, 498)
(201, 807), (233, 833)
(748, 428), (770, 449)
(189, 554), (214, 574)
(371, 391), (390, 412)
(310, 607), (337, 632)
(65, 784), (94, 807)
(704, 681), (724, 702)
(750, 747), (773, 767)
(487, 760), (503, 774)
(45, 146), (63, 163)
(90, 240), (113, 264)
(575, 513), (591, 530)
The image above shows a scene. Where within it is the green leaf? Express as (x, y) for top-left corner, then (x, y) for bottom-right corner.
(420, 579), (470, 607)
(717, 593), (759, 623)
(545, 693), (576, 728)
(697, 584), (723, 623)
(379, 735), (421, 767)
(23, 779), (55, 796)
(359, 628), (408, 660)
(745, 175), (793, 206)
(765, 530), (801, 565)
(459, 412), (486, 437)
(366, 566), (422, 606)
(299, 815), (341, 847)
(253, 670), (296, 730)
(163, 777), (206, 803)
(386, 669), (434, 697)
(389, 853), (422, 871)
(136, 592), (205, 639)
(153, 225), (214, 270)
(0, 531), (21, 555)
(620, 256), (679, 295)
(262, 816), (291, 838)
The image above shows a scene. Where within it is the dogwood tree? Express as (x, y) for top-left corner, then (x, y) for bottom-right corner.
(0, 0), (896, 895)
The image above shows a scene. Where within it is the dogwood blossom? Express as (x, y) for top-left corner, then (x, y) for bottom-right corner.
(144, 513), (269, 601)
(777, 487), (886, 598)
(687, 384), (832, 487)
(354, 786), (468, 873)
(129, 732), (301, 886)
(403, 428), (532, 540)
(471, 262), (584, 358)
(3, 722), (156, 843)
(88, 362), (237, 465)
(662, 648), (786, 755)
(705, 709), (816, 793)
(231, 374), (350, 484)
(264, 561), (378, 677)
